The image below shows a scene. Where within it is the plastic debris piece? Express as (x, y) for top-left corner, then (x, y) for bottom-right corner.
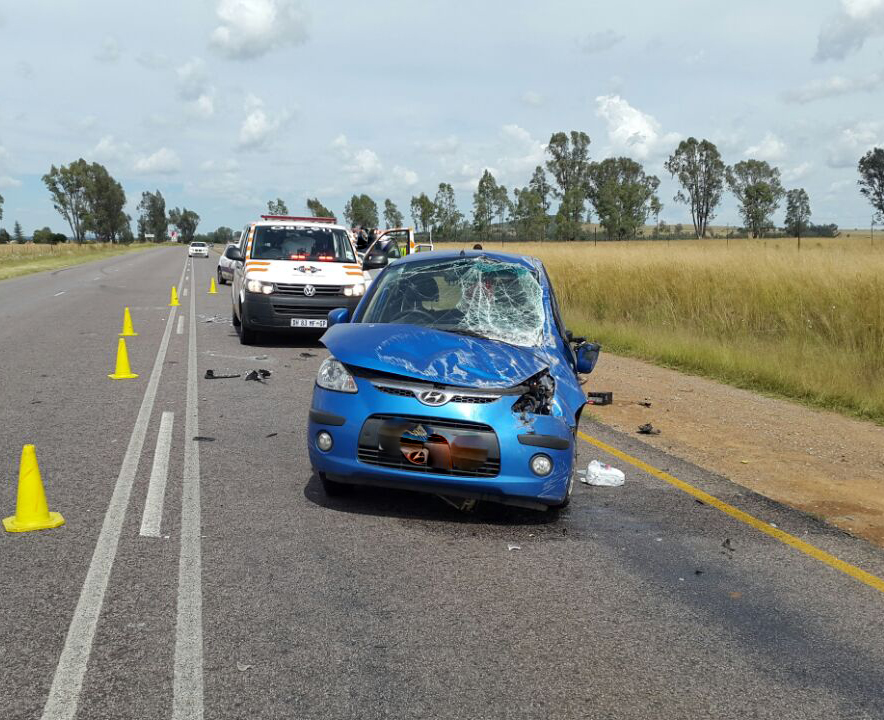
(236, 662), (253, 672)
(205, 369), (241, 379)
(722, 538), (736, 552)
(266, 432), (278, 438)
(639, 398), (652, 407)
(193, 436), (215, 442)
(300, 351), (317, 358)
(507, 543), (521, 551)
(637, 422), (661, 435)
(244, 368), (272, 383)
(437, 495), (477, 512)
(586, 391), (613, 406)
(580, 459), (625, 487)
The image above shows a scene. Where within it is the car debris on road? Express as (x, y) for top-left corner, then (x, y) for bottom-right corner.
(637, 422), (661, 435)
(579, 460), (625, 487)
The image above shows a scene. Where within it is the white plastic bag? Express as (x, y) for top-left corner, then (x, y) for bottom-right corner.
(580, 460), (625, 487)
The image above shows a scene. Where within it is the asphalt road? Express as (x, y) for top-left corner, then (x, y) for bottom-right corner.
(1, 245), (883, 720)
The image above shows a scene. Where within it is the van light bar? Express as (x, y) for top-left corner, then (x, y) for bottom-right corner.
(261, 215), (337, 223)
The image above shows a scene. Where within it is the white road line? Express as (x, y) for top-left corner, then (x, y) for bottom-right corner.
(183, 288), (189, 297)
(40, 259), (188, 720)
(54, 291), (66, 297)
(173, 267), (204, 720)
(138, 412), (175, 538)
(177, 316), (185, 335)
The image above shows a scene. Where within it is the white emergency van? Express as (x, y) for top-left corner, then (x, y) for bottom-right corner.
(224, 215), (366, 345)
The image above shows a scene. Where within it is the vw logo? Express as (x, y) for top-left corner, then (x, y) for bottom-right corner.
(417, 390), (449, 406)
(303, 284), (316, 297)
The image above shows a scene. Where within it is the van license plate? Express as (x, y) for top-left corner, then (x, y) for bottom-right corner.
(291, 319), (327, 328)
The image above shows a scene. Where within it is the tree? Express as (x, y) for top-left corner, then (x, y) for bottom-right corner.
(586, 157), (661, 240)
(0, 229), (10, 244)
(32, 226), (65, 244)
(169, 207), (201, 244)
(13, 221), (24, 243)
(410, 193), (435, 233)
(138, 190), (167, 242)
(553, 187), (586, 241)
(512, 187), (546, 242)
(784, 188), (812, 239)
(267, 198), (289, 215)
(433, 183), (463, 239)
(664, 138), (725, 238)
(726, 159), (785, 238)
(343, 194), (379, 228)
(858, 147), (884, 222)
(306, 197), (335, 219)
(528, 166), (551, 215)
(82, 162), (128, 242)
(472, 170), (498, 242)
(43, 159), (91, 243)
(493, 184), (511, 240)
(382, 198), (404, 228)
(209, 226), (234, 245)
(545, 131), (591, 199)
(0, 192), (4, 223)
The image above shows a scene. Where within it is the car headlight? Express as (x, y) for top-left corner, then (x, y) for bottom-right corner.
(246, 278), (274, 294)
(343, 283), (365, 297)
(316, 357), (358, 393)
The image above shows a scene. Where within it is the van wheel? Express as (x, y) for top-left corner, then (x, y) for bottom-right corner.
(231, 305), (241, 327)
(239, 321), (257, 345)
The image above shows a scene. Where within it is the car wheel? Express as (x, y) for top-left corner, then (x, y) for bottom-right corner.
(231, 303), (241, 327)
(217, 269), (226, 285)
(319, 472), (351, 497)
(548, 468), (575, 511)
(239, 320), (257, 345)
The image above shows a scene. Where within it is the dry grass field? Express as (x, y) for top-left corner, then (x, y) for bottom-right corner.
(469, 237), (884, 424)
(0, 242), (159, 281)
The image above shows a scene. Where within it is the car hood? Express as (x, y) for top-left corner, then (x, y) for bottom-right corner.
(321, 323), (549, 389)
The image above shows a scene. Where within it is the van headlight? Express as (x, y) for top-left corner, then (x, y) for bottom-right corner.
(343, 283), (365, 297)
(246, 279), (274, 294)
(316, 357), (358, 393)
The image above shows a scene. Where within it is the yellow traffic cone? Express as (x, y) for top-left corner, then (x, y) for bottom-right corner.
(108, 337), (139, 380)
(208, 277), (217, 294)
(119, 306), (138, 337)
(170, 287), (180, 307)
(3, 445), (65, 532)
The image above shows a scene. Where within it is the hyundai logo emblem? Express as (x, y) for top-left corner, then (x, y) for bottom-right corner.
(303, 284), (316, 297)
(417, 390), (449, 406)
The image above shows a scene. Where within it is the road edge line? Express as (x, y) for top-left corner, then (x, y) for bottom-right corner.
(138, 411), (175, 538)
(577, 430), (884, 595)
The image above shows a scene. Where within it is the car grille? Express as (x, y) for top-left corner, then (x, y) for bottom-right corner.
(275, 283), (343, 296)
(357, 414), (501, 478)
(271, 305), (335, 318)
(374, 384), (499, 404)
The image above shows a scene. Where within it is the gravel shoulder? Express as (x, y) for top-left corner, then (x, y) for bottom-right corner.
(587, 354), (884, 546)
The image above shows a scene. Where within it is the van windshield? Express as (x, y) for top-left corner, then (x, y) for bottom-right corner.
(251, 226), (356, 262)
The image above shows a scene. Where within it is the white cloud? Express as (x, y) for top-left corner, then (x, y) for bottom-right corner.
(0, 145), (19, 187)
(0, 176), (21, 188)
(827, 121), (883, 168)
(744, 132), (787, 162)
(782, 162), (813, 183)
(595, 94), (679, 159)
(415, 136), (460, 155)
(133, 147), (181, 174)
(331, 134), (382, 185)
(237, 95), (287, 149)
(783, 71), (884, 103)
(210, 0), (309, 60)
(392, 165), (418, 187)
(521, 90), (543, 107)
(495, 124), (546, 179)
(815, 0), (884, 61)
(16, 61), (33, 79)
(92, 135), (132, 164)
(136, 51), (169, 70)
(176, 58), (216, 117)
(94, 37), (121, 64)
(579, 30), (624, 55)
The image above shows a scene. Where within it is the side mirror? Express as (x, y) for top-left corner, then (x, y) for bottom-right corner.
(224, 246), (244, 262)
(362, 253), (388, 271)
(328, 308), (350, 327)
(575, 342), (600, 374)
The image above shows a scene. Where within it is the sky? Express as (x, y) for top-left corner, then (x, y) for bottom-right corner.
(1, 0), (884, 236)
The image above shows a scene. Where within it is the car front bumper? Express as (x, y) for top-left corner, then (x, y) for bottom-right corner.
(307, 380), (575, 509)
(242, 292), (361, 331)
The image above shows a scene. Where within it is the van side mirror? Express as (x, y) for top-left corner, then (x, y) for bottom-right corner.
(576, 342), (600, 374)
(224, 246), (244, 262)
(328, 308), (350, 327)
(362, 253), (388, 271)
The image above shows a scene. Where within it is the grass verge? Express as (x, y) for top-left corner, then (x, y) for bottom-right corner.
(0, 243), (164, 282)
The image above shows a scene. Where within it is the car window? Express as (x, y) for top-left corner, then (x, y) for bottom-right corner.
(358, 256), (545, 347)
(190, 242), (206, 248)
(386, 242), (401, 260)
(239, 226), (250, 253)
(250, 226), (356, 262)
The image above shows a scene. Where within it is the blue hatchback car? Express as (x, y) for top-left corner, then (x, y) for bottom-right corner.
(307, 250), (600, 511)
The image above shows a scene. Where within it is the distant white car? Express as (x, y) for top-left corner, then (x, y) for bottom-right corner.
(217, 243), (239, 284)
(188, 241), (209, 258)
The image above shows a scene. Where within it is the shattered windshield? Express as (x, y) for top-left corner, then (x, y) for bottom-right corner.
(359, 257), (546, 347)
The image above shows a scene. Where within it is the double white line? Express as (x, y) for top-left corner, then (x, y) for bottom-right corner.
(41, 258), (205, 720)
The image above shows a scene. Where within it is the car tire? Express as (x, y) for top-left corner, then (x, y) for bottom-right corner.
(217, 269), (226, 285)
(548, 468), (575, 511)
(231, 304), (241, 327)
(319, 472), (351, 497)
(239, 320), (257, 345)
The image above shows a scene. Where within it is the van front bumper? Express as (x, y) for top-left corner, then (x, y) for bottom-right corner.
(242, 292), (361, 330)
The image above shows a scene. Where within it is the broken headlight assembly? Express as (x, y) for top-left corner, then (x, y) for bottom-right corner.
(511, 370), (555, 415)
(316, 356), (358, 393)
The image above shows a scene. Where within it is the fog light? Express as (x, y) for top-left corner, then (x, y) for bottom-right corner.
(530, 453), (553, 476)
(316, 431), (333, 452)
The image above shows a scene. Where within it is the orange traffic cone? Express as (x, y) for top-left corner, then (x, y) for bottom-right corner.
(119, 306), (138, 337)
(3, 445), (65, 532)
(170, 287), (180, 307)
(208, 277), (218, 294)
(108, 338), (139, 380)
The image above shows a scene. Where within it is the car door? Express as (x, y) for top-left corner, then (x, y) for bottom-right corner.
(232, 224), (250, 302)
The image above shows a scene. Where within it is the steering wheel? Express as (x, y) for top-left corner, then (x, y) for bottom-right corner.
(391, 308), (434, 324)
